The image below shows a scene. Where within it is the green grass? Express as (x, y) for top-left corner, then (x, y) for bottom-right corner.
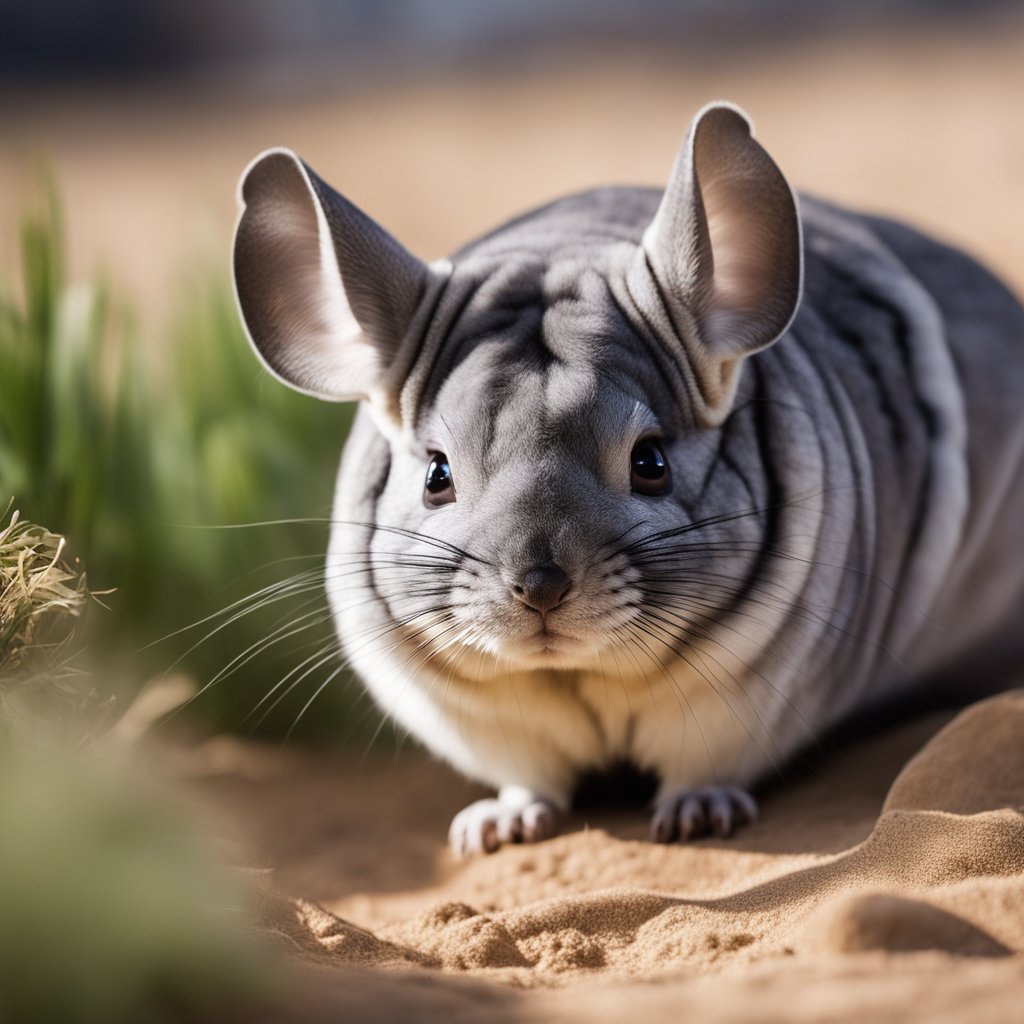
(0, 193), (329, 1023)
(0, 185), (367, 739)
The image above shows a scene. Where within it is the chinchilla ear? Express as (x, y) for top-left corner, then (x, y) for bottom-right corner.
(233, 148), (434, 419)
(640, 102), (803, 423)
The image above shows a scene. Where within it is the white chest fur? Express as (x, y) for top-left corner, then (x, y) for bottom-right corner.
(339, 579), (766, 807)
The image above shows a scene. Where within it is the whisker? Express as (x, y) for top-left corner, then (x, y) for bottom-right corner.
(247, 641), (341, 731)
(635, 608), (784, 772)
(616, 617), (716, 775)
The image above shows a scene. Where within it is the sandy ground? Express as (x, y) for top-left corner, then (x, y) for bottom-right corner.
(174, 690), (1024, 1022)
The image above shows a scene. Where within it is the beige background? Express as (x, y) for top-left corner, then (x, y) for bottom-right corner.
(2, 17), (1023, 329)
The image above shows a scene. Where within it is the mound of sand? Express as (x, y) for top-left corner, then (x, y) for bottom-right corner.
(180, 689), (1024, 1021)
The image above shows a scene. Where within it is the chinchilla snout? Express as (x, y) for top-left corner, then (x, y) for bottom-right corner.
(509, 563), (572, 615)
(439, 444), (639, 661)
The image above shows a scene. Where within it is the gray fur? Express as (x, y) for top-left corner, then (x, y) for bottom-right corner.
(233, 103), (1024, 851)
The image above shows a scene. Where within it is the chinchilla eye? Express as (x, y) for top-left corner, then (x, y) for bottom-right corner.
(424, 452), (456, 507)
(630, 439), (671, 496)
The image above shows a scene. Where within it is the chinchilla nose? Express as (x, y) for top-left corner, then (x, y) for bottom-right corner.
(512, 563), (572, 614)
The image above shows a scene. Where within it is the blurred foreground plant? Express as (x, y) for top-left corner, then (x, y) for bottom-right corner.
(0, 184), (360, 738)
(0, 741), (275, 1024)
(0, 510), (279, 1024)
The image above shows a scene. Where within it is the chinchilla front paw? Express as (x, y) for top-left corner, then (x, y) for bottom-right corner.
(448, 788), (559, 858)
(651, 785), (758, 842)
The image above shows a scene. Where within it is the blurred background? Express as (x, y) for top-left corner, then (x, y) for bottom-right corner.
(1, 0), (1023, 741)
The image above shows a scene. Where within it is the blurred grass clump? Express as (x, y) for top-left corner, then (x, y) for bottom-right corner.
(0, 508), (277, 1024)
(0, 184), (359, 738)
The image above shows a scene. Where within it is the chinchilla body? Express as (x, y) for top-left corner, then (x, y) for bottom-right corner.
(233, 104), (1024, 850)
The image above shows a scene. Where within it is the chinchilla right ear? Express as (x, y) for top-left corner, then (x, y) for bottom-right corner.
(233, 149), (440, 426)
(637, 102), (803, 425)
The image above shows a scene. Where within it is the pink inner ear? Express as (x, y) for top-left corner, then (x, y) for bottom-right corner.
(705, 186), (770, 308)
(691, 112), (802, 358)
(701, 183), (782, 352)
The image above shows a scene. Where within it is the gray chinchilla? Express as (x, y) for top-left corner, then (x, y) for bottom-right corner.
(233, 103), (1024, 855)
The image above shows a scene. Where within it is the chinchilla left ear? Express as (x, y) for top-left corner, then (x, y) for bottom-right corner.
(233, 148), (437, 424)
(637, 102), (803, 424)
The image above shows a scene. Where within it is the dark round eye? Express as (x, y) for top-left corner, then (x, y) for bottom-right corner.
(630, 439), (671, 496)
(424, 452), (456, 507)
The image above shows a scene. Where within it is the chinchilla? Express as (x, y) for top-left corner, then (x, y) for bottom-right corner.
(232, 102), (1024, 855)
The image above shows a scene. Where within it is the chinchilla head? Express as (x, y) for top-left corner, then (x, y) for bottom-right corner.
(233, 102), (803, 674)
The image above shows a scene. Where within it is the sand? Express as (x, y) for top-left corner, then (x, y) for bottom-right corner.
(178, 688), (1024, 1021)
